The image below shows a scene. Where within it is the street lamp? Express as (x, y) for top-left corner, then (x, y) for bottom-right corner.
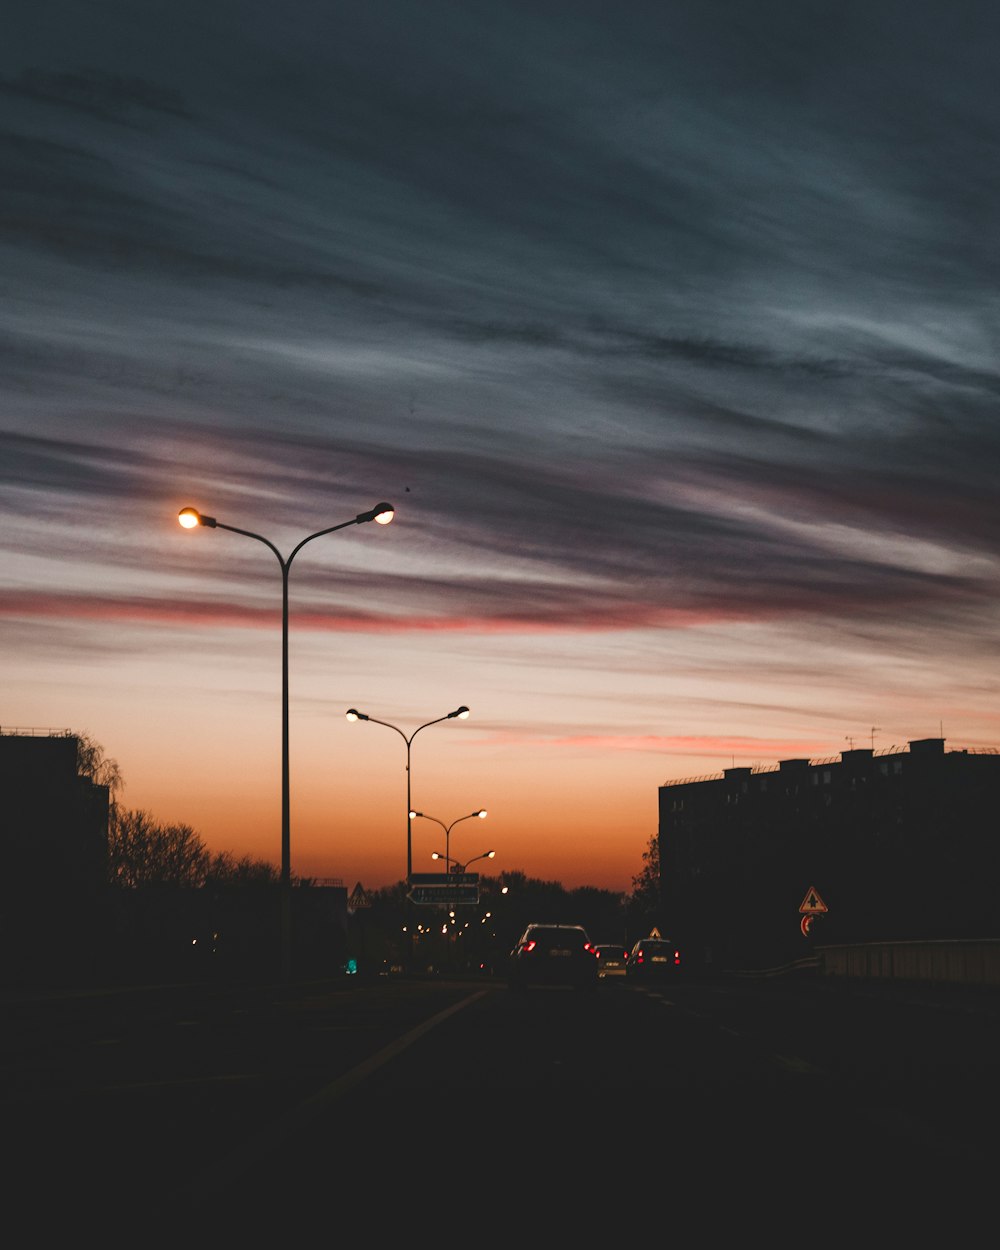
(431, 849), (496, 873)
(178, 501), (394, 984)
(411, 809), (487, 881)
(345, 707), (470, 884)
(419, 818), (489, 973)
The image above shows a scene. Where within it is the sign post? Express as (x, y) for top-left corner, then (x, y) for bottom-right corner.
(408, 872), (480, 906)
(799, 885), (828, 937)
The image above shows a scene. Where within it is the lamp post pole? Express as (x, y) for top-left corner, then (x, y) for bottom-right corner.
(416, 809), (488, 879)
(345, 706), (470, 968)
(430, 848), (496, 875)
(345, 707), (471, 881)
(413, 809), (488, 971)
(179, 501), (394, 984)
(456, 850), (497, 873)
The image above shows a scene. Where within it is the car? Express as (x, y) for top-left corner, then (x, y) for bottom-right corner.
(593, 944), (629, 978)
(627, 937), (682, 981)
(508, 923), (599, 991)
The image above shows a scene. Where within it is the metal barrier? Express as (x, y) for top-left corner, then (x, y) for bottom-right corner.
(817, 938), (1000, 986)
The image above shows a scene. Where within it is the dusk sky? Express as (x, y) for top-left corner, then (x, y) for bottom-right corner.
(4, 2), (999, 894)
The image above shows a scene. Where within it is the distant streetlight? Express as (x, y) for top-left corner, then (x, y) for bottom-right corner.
(178, 501), (394, 983)
(345, 707), (470, 884)
(431, 849), (496, 873)
(412, 809), (487, 882)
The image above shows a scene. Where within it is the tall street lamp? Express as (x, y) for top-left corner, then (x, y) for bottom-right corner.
(431, 849), (496, 873)
(411, 809), (487, 881)
(344, 707), (470, 885)
(178, 501), (395, 983)
(418, 813), (488, 973)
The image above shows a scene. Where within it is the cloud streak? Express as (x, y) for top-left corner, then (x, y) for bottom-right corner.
(4, 1), (1000, 888)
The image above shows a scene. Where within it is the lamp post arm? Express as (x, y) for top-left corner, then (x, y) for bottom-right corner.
(359, 716), (409, 747)
(210, 522), (286, 569)
(286, 516), (367, 568)
(367, 716), (460, 883)
(409, 713), (460, 749)
(179, 504), (393, 986)
(344, 703), (467, 964)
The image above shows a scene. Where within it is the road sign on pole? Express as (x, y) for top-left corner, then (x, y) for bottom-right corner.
(409, 886), (479, 905)
(410, 872), (479, 887)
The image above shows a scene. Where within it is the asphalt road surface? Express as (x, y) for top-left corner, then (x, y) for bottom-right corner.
(6, 972), (998, 1238)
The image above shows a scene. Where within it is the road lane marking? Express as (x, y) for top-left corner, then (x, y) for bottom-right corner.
(199, 988), (491, 1189)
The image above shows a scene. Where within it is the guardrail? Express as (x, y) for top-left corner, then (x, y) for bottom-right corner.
(816, 938), (1000, 987)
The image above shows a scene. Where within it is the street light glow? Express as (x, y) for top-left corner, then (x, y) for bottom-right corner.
(355, 502), (395, 525)
(345, 707), (471, 889)
(412, 809), (490, 879)
(177, 500), (394, 983)
(178, 507), (218, 529)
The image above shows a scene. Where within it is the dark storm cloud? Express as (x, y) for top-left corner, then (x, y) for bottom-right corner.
(0, 429), (153, 499)
(2, 0), (999, 650)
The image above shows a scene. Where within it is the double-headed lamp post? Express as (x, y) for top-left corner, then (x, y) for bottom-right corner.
(344, 707), (470, 885)
(411, 809), (487, 880)
(431, 849), (496, 873)
(178, 501), (394, 984)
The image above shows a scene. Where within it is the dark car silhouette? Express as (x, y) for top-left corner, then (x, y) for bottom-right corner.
(593, 944), (629, 978)
(627, 937), (682, 981)
(508, 923), (599, 991)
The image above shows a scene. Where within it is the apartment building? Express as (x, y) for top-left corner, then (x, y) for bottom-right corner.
(658, 737), (1000, 970)
(0, 728), (110, 981)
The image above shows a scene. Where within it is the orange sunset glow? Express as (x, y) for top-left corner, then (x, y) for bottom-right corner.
(4, 4), (999, 896)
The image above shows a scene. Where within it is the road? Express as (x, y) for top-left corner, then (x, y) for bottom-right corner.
(5, 971), (998, 1236)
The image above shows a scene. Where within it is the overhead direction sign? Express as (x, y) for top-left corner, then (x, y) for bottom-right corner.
(410, 872), (479, 887)
(409, 886), (479, 906)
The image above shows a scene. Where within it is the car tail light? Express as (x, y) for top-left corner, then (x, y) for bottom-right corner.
(522, 939), (537, 953)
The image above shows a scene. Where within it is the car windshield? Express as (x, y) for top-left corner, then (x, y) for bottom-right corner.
(527, 927), (587, 950)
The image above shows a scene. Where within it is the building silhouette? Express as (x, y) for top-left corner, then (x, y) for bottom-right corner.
(658, 737), (1000, 971)
(0, 727), (350, 984)
(0, 728), (110, 983)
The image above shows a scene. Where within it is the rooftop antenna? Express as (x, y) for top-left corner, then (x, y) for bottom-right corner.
(871, 726), (880, 750)
(845, 735), (855, 749)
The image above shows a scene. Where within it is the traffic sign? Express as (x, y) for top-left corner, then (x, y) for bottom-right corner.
(410, 873), (479, 886)
(799, 886), (828, 914)
(408, 886), (480, 905)
(349, 882), (373, 909)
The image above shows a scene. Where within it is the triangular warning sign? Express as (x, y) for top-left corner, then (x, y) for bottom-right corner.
(649, 926), (662, 938)
(799, 886), (828, 914)
(350, 882), (372, 908)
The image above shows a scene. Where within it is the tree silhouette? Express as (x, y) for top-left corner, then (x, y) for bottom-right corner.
(109, 808), (210, 888)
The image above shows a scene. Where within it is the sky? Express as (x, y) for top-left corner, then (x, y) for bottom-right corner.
(3, 1), (1000, 895)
